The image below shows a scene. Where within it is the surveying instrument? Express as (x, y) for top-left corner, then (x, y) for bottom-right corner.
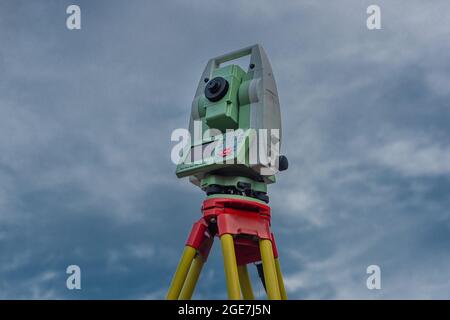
(167, 44), (288, 300)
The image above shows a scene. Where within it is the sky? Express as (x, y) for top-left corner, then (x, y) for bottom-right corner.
(0, 0), (450, 299)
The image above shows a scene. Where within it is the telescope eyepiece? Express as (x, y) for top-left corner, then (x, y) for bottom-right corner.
(205, 77), (229, 102)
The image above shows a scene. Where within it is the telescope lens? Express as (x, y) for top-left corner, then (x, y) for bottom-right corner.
(207, 79), (220, 93)
(205, 77), (229, 102)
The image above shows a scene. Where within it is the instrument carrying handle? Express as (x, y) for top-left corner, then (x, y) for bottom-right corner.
(210, 44), (260, 69)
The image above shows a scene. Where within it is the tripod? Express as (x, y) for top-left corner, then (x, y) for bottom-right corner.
(166, 194), (287, 300)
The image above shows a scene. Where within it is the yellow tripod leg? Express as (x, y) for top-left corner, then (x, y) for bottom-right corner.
(220, 234), (241, 300)
(166, 246), (196, 300)
(179, 255), (205, 300)
(274, 258), (287, 300)
(238, 264), (254, 300)
(259, 239), (281, 300)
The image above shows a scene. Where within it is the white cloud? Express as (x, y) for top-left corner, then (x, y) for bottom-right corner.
(369, 136), (450, 177)
(0, 270), (61, 299)
(129, 244), (155, 260)
(426, 72), (450, 97)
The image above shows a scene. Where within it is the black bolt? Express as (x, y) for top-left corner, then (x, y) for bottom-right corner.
(278, 155), (289, 171)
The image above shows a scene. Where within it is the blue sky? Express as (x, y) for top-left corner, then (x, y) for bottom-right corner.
(1, 0), (450, 299)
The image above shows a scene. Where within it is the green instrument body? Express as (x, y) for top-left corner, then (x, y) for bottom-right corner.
(176, 45), (285, 200)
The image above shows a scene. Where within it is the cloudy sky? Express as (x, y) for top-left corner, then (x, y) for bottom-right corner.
(1, 0), (450, 299)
